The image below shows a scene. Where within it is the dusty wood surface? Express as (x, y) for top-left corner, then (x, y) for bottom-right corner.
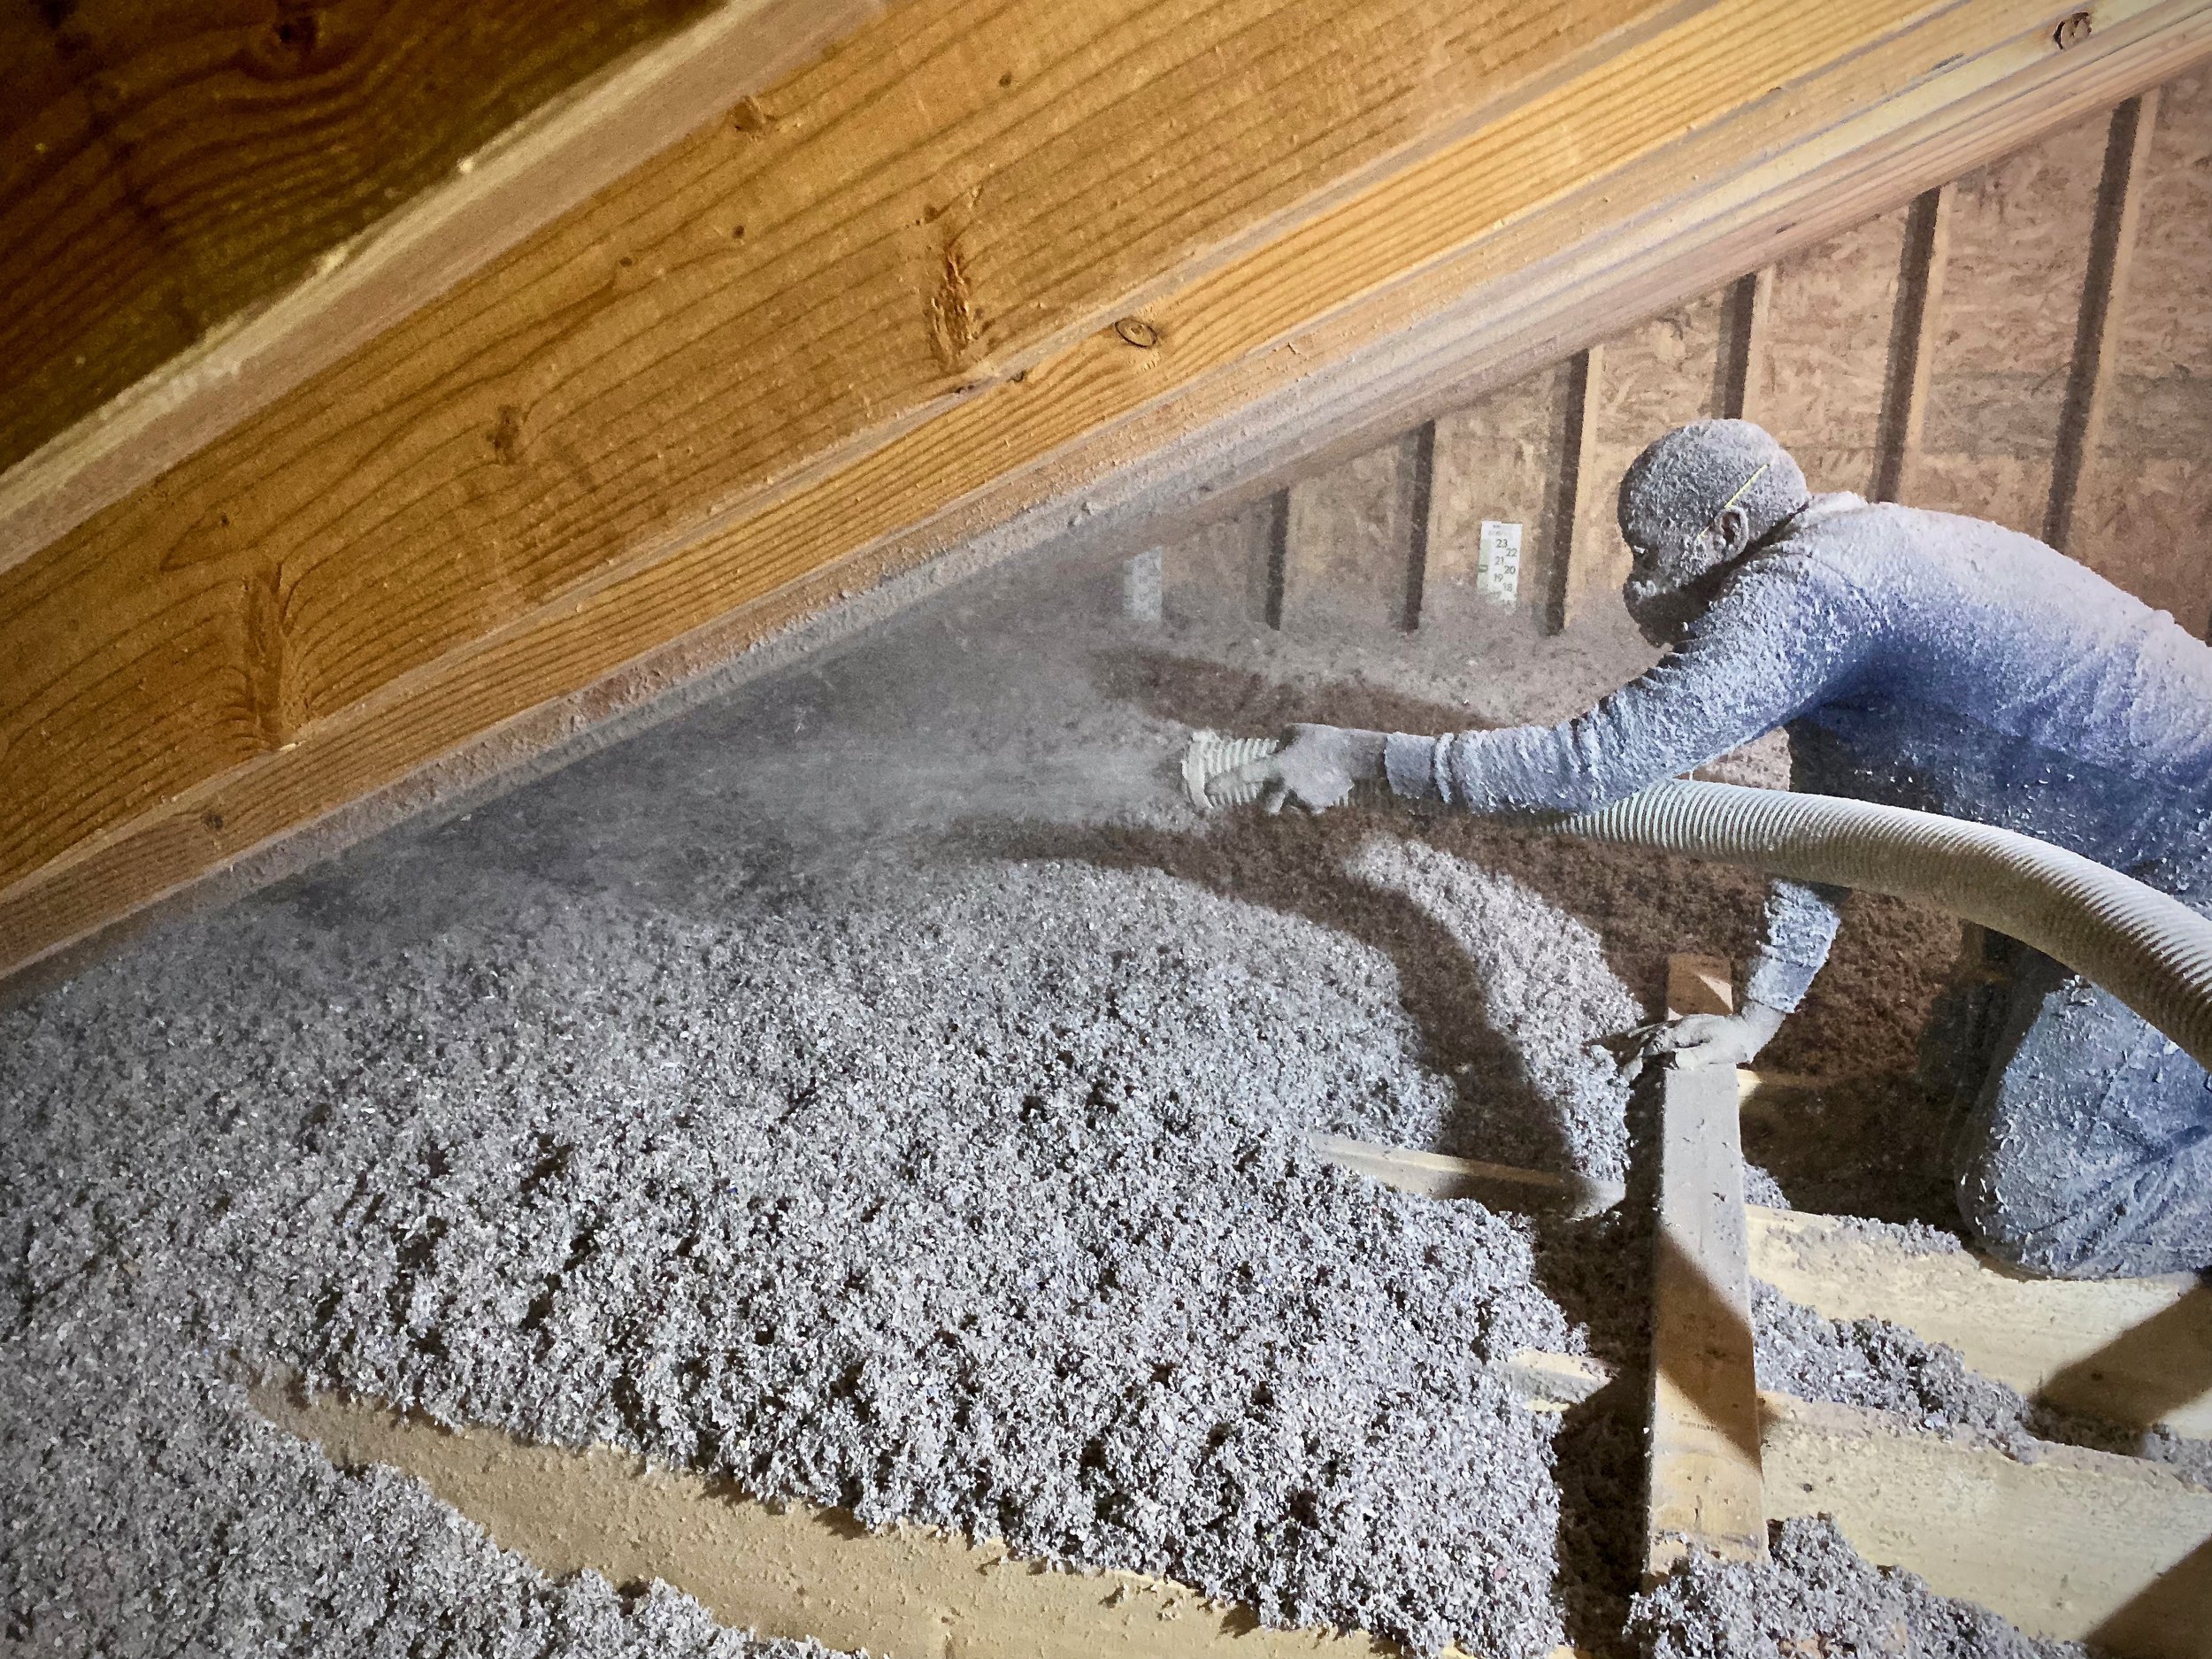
(1646, 955), (1764, 1577)
(0, 0), (718, 477)
(256, 1379), (1511, 1659)
(0, 0), (885, 560)
(1764, 1391), (2212, 1655)
(2085, 65), (2212, 628)
(1424, 360), (1574, 632)
(1283, 434), (1424, 637)
(2047, 91), (2163, 552)
(5, 0), (2208, 990)
(1918, 106), (2112, 538)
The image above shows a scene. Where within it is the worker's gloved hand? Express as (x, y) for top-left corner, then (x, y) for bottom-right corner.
(1213, 723), (1387, 814)
(1641, 1000), (1787, 1072)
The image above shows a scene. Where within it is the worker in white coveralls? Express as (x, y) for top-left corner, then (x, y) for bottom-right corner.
(1217, 419), (2212, 1280)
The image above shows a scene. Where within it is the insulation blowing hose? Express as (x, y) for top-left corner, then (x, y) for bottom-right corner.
(1550, 779), (2212, 1076)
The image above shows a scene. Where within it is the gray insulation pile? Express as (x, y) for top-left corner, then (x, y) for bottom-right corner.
(0, 595), (2133, 1656)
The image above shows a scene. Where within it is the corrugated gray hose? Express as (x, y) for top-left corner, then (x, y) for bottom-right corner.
(1555, 780), (2212, 1074)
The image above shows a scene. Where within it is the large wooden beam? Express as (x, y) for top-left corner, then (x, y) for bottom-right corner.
(0, 0), (885, 557)
(5, 0), (2209, 987)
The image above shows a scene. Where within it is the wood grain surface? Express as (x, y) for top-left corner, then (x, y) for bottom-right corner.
(5, 0), (2208, 984)
(0, 0), (718, 474)
(1646, 954), (1765, 1578)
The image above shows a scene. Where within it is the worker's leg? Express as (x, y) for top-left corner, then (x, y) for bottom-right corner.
(1952, 949), (2212, 1279)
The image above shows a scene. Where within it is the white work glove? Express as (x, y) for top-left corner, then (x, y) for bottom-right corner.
(1640, 1001), (1786, 1073)
(1212, 723), (1387, 814)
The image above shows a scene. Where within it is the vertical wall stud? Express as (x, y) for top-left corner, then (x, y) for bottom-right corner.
(2047, 91), (2160, 556)
(1722, 267), (1774, 424)
(1545, 344), (1605, 636)
(1875, 182), (1954, 505)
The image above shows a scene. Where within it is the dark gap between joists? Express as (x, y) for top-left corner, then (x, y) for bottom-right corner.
(1262, 488), (1290, 630)
(1720, 267), (1771, 424)
(1402, 421), (1436, 632)
(1544, 345), (1603, 637)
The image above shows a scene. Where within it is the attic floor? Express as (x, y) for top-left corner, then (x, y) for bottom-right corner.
(5, 556), (2104, 1658)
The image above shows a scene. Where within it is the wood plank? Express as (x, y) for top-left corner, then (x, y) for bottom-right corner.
(1747, 1206), (2212, 1439)
(0, 0), (724, 477)
(0, 0), (1679, 893)
(6, 0), (2209, 987)
(1763, 1390), (2212, 1655)
(1544, 344), (1607, 635)
(1873, 182), (1954, 503)
(2045, 90), (2163, 552)
(1647, 954), (1765, 1578)
(256, 1379), (1515, 1659)
(0, 0), (887, 561)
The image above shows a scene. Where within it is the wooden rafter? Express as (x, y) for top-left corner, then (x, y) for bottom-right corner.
(0, 0), (885, 560)
(1720, 267), (1775, 426)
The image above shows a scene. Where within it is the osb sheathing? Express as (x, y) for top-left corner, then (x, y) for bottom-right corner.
(1174, 73), (2212, 643)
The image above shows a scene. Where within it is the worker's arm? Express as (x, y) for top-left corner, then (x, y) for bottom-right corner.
(1380, 558), (1873, 813)
(1647, 878), (1842, 1071)
(1221, 554), (1871, 813)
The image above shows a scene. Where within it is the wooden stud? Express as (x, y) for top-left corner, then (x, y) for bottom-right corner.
(2046, 90), (2163, 555)
(1544, 344), (1607, 636)
(1720, 267), (1775, 424)
(1874, 182), (1954, 504)
(1263, 491), (1292, 632)
(1654, 972), (1755, 1563)
(1645, 955), (1765, 1578)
